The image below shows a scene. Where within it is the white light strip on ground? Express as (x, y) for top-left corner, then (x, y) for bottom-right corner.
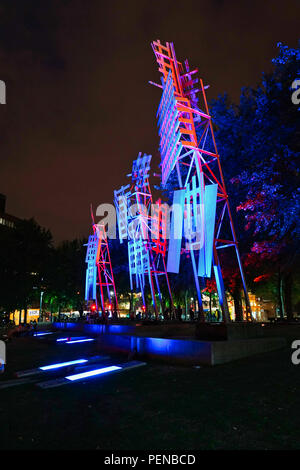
(39, 359), (88, 371)
(66, 339), (95, 344)
(56, 337), (87, 342)
(65, 365), (121, 381)
(35, 332), (53, 336)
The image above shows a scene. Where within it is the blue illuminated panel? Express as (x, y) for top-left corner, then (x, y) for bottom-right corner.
(198, 184), (218, 278)
(85, 234), (99, 301)
(114, 184), (131, 244)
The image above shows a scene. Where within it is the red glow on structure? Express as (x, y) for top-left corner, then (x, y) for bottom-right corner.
(94, 222), (119, 314)
(253, 274), (272, 283)
(90, 304), (97, 311)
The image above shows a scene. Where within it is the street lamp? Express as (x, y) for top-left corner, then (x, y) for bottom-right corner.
(40, 291), (44, 322)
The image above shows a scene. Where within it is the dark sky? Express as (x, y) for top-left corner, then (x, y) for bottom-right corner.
(0, 0), (299, 242)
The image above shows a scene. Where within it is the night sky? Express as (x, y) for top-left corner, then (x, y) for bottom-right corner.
(0, 0), (298, 242)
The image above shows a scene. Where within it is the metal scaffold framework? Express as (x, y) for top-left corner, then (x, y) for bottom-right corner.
(85, 209), (118, 314)
(114, 152), (173, 317)
(150, 39), (252, 322)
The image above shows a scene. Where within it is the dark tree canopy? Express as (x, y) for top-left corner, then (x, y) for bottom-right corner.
(211, 41), (300, 317)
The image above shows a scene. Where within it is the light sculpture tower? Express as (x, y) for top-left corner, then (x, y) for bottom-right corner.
(85, 210), (118, 314)
(114, 152), (173, 318)
(150, 40), (252, 322)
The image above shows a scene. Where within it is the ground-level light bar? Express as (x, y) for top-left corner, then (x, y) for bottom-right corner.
(65, 365), (121, 381)
(40, 359), (88, 370)
(56, 336), (88, 342)
(65, 338), (95, 344)
(34, 332), (53, 337)
(36, 361), (147, 389)
(15, 355), (110, 378)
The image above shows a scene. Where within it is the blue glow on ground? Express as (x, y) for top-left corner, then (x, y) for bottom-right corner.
(39, 359), (88, 370)
(65, 365), (121, 381)
(66, 338), (95, 344)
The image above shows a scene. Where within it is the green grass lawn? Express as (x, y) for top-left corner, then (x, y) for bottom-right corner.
(0, 334), (299, 450)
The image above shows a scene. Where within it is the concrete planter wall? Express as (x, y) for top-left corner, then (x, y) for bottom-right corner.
(53, 322), (286, 366)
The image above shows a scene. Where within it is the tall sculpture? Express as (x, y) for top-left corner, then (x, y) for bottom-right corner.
(150, 40), (252, 322)
(114, 153), (173, 317)
(85, 209), (118, 314)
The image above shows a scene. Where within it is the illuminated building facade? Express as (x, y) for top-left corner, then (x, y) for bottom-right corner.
(0, 193), (20, 229)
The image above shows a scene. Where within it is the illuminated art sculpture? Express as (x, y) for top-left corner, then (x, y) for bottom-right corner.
(85, 210), (118, 314)
(114, 153), (173, 317)
(150, 40), (252, 322)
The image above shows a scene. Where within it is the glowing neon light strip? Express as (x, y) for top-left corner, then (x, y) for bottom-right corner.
(66, 338), (95, 344)
(56, 337), (87, 342)
(65, 365), (121, 381)
(35, 332), (53, 336)
(39, 359), (88, 371)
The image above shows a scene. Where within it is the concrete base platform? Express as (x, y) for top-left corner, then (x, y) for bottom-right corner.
(53, 322), (286, 366)
(211, 337), (286, 365)
(97, 333), (286, 366)
(195, 322), (274, 341)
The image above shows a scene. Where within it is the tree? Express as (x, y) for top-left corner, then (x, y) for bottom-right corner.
(46, 238), (87, 318)
(211, 41), (300, 319)
(0, 218), (53, 322)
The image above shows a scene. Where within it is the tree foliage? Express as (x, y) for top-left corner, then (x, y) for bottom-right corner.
(211, 41), (300, 317)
